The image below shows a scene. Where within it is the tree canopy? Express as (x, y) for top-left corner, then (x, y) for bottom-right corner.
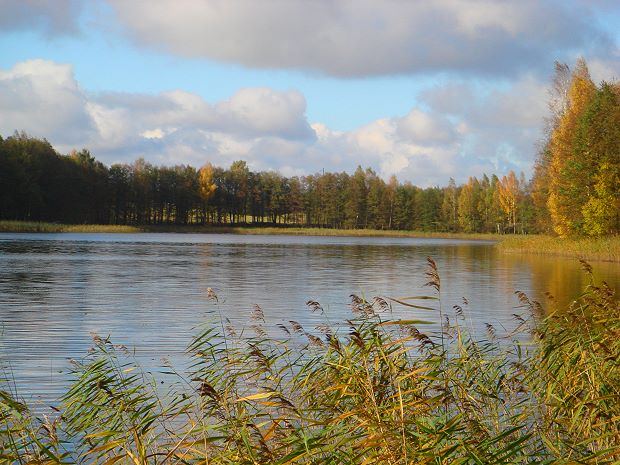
(533, 59), (620, 237)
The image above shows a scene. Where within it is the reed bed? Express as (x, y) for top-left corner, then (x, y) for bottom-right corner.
(61, 225), (142, 233)
(0, 220), (67, 232)
(1, 259), (619, 464)
(0, 220), (497, 240)
(215, 227), (498, 241)
(499, 235), (620, 262)
(0, 221), (141, 234)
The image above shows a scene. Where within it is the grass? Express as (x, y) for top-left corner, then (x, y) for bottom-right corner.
(1, 259), (619, 464)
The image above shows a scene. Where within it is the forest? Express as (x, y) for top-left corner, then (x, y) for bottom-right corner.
(1, 60), (618, 237)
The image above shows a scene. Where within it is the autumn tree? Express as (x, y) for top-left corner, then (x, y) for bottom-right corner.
(385, 175), (398, 229)
(287, 176), (304, 224)
(458, 177), (482, 233)
(534, 58), (620, 237)
(366, 169), (388, 229)
(530, 145), (554, 233)
(392, 183), (417, 230)
(547, 58), (596, 236)
(345, 166), (368, 228)
(441, 178), (459, 231)
(577, 83), (620, 235)
(225, 160), (250, 223)
(416, 187), (442, 231)
(478, 174), (503, 233)
(498, 171), (522, 234)
(582, 162), (620, 235)
(198, 163), (217, 224)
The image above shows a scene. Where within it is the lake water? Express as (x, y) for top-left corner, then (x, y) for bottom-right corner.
(1, 232), (619, 410)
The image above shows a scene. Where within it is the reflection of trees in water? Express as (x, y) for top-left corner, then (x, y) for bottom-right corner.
(499, 253), (620, 314)
(0, 242), (56, 303)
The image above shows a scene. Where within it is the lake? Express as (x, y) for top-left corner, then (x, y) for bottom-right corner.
(1, 232), (619, 409)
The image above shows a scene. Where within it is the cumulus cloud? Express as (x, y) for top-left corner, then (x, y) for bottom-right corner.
(396, 109), (457, 145)
(419, 74), (550, 174)
(106, 0), (611, 78)
(0, 0), (82, 36)
(0, 60), (316, 166)
(0, 60), (95, 144)
(306, 116), (463, 184)
(86, 86), (315, 148)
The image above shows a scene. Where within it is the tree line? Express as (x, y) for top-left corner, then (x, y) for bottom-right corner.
(1, 60), (617, 235)
(0, 133), (534, 233)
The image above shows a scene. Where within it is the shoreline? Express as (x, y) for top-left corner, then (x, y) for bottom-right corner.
(1, 220), (619, 262)
(0, 220), (498, 240)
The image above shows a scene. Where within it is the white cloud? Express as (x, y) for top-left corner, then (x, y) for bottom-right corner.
(295, 115), (464, 185)
(107, 0), (611, 78)
(396, 109), (457, 145)
(141, 128), (166, 140)
(221, 88), (311, 139)
(0, 60), (95, 144)
(419, 74), (553, 174)
(88, 87), (314, 145)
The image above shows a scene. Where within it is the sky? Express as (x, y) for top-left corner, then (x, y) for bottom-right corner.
(1, 0), (619, 186)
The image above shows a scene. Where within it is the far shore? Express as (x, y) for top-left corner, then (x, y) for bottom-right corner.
(1, 220), (619, 262)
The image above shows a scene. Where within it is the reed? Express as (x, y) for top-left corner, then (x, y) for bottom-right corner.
(0, 220), (65, 232)
(499, 234), (620, 262)
(62, 224), (142, 233)
(0, 220), (497, 240)
(1, 260), (619, 464)
(0, 220), (142, 234)
(217, 227), (499, 241)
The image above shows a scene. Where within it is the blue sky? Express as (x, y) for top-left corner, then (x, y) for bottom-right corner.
(1, 0), (619, 186)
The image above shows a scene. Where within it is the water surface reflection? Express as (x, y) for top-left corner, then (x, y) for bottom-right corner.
(1, 233), (618, 408)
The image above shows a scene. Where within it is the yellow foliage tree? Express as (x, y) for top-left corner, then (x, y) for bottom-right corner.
(582, 162), (620, 236)
(198, 163), (217, 223)
(547, 58), (596, 236)
(498, 171), (520, 234)
(457, 177), (481, 233)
